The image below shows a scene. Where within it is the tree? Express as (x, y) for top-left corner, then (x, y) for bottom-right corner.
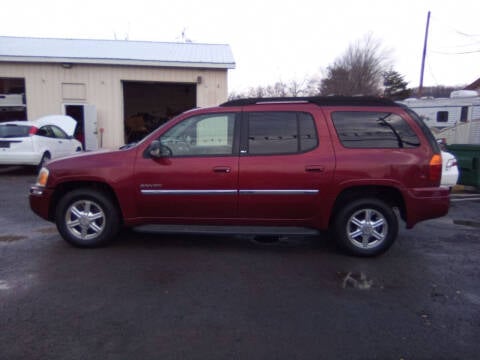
(382, 70), (411, 100)
(228, 76), (319, 100)
(410, 85), (464, 98)
(320, 34), (389, 96)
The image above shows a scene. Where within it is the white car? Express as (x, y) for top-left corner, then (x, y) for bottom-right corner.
(0, 115), (82, 169)
(441, 150), (459, 189)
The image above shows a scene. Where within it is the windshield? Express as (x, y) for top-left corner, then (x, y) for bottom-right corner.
(0, 124), (31, 138)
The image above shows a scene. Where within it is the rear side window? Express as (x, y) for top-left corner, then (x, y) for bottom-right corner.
(50, 126), (68, 139)
(246, 112), (318, 155)
(0, 124), (30, 138)
(403, 107), (440, 154)
(332, 111), (420, 149)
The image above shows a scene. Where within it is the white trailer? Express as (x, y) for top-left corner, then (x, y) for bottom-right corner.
(398, 90), (480, 144)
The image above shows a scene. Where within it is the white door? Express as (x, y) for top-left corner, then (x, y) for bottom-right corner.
(83, 105), (98, 151)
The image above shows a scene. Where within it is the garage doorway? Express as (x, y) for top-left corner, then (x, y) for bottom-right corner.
(122, 81), (196, 144)
(64, 104), (98, 151)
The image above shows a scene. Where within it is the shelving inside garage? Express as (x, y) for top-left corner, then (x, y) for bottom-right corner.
(0, 78), (26, 123)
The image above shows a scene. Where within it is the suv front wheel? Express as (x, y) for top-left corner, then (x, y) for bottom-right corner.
(333, 198), (398, 257)
(55, 189), (120, 248)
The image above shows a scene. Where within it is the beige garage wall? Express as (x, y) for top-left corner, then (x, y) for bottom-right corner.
(0, 62), (229, 148)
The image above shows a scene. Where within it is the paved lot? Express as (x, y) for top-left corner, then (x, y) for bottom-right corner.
(1, 166), (479, 360)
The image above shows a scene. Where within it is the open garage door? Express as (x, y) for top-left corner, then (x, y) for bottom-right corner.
(123, 81), (196, 144)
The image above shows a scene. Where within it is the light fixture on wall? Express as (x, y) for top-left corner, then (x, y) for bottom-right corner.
(61, 63), (73, 69)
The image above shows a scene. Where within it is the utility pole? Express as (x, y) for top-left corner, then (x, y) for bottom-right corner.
(419, 11), (431, 97)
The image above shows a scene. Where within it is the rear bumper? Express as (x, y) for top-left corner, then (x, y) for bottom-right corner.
(0, 152), (41, 165)
(405, 187), (450, 228)
(29, 186), (54, 221)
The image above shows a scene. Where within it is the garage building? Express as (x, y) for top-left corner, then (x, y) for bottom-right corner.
(0, 36), (235, 149)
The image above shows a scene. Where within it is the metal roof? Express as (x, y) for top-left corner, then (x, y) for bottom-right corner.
(0, 36), (235, 69)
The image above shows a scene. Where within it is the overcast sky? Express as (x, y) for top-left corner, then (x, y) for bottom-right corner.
(2, 0), (479, 93)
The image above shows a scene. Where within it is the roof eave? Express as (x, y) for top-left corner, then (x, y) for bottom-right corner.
(0, 56), (236, 69)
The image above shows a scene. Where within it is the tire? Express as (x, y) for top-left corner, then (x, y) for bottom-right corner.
(55, 189), (120, 248)
(332, 198), (398, 257)
(38, 152), (51, 171)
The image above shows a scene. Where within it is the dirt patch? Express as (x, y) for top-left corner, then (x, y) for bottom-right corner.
(37, 227), (58, 234)
(453, 219), (480, 228)
(0, 235), (27, 242)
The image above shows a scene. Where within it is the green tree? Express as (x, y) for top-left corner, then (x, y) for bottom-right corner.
(383, 70), (411, 100)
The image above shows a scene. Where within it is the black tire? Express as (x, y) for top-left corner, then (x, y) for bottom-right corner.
(55, 189), (120, 248)
(332, 198), (398, 257)
(38, 152), (51, 171)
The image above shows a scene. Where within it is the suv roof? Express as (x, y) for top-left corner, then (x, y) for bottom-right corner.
(221, 96), (398, 107)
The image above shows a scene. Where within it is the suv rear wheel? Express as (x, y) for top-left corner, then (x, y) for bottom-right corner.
(333, 198), (398, 257)
(55, 189), (120, 248)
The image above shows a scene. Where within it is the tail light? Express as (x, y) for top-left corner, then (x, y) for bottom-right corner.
(29, 126), (38, 136)
(429, 154), (442, 183)
(446, 158), (457, 170)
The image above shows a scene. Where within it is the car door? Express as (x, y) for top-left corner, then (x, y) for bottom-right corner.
(49, 125), (72, 157)
(238, 110), (335, 221)
(35, 126), (61, 158)
(134, 112), (240, 220)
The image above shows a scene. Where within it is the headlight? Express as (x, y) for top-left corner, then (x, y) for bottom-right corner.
(36, 168), (50, 187)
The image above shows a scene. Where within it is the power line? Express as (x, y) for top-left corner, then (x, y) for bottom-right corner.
(431, 15), (480, 38)
(431, 49), (480, 55)
(436, 39), (480, 49)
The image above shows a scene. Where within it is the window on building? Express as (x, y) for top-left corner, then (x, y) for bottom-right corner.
(332, 111), (420, 149)
(436, 111), (449, 123)
(461, 106), (469, 122)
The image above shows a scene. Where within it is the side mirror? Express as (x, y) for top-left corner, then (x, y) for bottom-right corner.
(148, 140), (172, 158)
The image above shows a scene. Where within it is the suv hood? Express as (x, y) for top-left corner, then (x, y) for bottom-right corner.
(35, 115), (77, 136)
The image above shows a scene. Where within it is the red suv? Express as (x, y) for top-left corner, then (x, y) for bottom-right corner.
(29, 97), (450, 256)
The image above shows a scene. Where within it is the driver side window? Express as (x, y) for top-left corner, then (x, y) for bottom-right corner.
(159, 113), (236, 156)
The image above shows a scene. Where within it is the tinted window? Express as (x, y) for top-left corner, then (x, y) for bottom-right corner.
(0, 124), (30, 138)
(404, 107), (440, 154)
(37, 127), (53, 137)
(332, 111), (420, 149)
(247, 112), (318, 155)
(50, 126), (68, 139)
(160, 113), (236, 156)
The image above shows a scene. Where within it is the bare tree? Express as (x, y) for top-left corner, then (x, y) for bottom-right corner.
(229, 76), (319, 99)
(320, 34), (390, 96)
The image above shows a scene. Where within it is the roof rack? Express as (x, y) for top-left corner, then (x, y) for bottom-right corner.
(220, 96), (398, 107)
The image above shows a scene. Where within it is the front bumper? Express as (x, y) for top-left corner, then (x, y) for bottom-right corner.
(29, 186), (54, 221)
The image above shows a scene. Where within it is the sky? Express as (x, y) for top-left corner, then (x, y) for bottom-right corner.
(1, 0), (479, 93)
